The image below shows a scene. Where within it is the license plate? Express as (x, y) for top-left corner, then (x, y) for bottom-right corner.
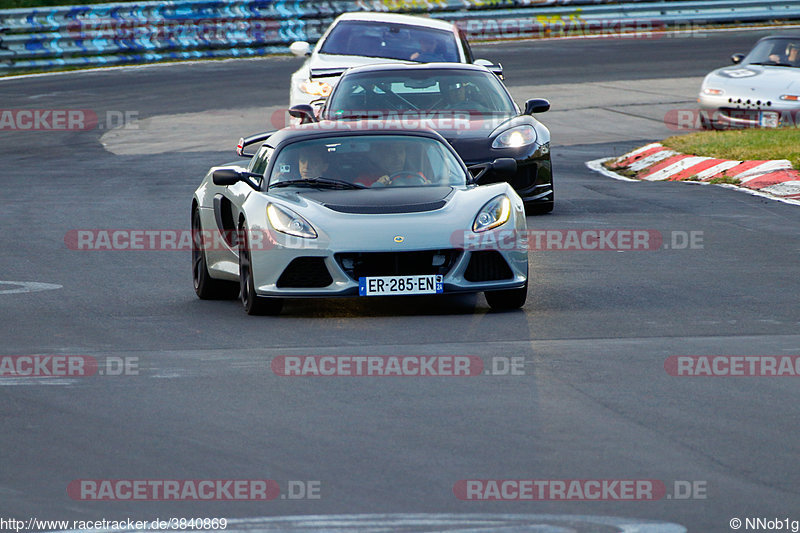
(759, 111), (779, 128)
(359, 275), (443, 296)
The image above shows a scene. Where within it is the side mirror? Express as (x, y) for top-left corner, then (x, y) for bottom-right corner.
(524, 98), (550, 114)
(468, 158), (517, 183)
(731, 53), (745, 64)
(489, 157), (517, 178)
(212, 169), (243, 186)
(212, 169), (262, 188)
(289, 104), (318, 124)
(290, 41), (311, 57)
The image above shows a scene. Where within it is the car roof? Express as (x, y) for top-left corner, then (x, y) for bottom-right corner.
(757, 33), (800, 41)
(333, 12), (456, 32)
(266, 122), (450, 148)
(339, 62), (493, 76)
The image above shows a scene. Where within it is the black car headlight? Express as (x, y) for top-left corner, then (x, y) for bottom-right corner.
(492, 125), (536, 149)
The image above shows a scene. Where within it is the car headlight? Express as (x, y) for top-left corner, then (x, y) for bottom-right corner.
(473, 195), (511, 233)
(492, 125), (536, 149)
(267, 203), (317, 239)
(300, 79), (332, 97)
(780, 94), (800, 101)
(702, 88), (724, 96)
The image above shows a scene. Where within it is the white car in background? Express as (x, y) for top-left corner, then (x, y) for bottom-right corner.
(288, 12), (498, 109)
(699, 34), (800, 128)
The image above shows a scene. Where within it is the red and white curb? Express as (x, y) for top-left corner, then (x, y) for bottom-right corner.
(587, 143), (800, 206)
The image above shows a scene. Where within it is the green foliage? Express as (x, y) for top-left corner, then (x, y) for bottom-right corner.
(663, 128), (800, 170)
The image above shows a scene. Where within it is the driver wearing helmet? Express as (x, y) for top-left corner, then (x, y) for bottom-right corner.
(769, 42), (800, 65)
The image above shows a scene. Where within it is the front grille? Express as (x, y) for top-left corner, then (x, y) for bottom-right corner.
(335, 250), (461, 280)
(277, 257), (333, 288)
(464, 251), (513, 282)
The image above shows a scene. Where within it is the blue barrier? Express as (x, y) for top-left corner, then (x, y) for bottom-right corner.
(2, 0), (799, 74)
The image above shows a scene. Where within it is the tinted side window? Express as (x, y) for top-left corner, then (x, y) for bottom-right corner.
(250, 146), (273, 176)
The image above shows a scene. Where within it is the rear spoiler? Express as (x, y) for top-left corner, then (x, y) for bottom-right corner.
(236, 131), (275, 157)
(487, 63), (503, 80)
(310, 67), (349, 79)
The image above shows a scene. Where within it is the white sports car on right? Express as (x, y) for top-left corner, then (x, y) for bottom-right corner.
(699, 34), (800, 129)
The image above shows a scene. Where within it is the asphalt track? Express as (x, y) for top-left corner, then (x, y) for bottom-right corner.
(1, 29), (799, 532)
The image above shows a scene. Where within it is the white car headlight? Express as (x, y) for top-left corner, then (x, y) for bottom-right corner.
(300, 79), (332, 97)
(702, 88), (724, 96)
(492, 125), (536, 149)
(473, 195), (511, 233)
(267, 203), (317, 239)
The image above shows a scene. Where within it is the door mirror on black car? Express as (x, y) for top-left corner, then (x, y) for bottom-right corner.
(468, 158), (517, 183)
(524, 98), (550, 115)
(489, 157), (517, 178)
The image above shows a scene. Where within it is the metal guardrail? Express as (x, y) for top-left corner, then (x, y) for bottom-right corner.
(442, 0), (800, 40)
(1, 0), (799, 74)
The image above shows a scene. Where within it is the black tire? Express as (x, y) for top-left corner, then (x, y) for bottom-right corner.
(192, 208), (239, 300)
(485, 280), (528, 311)
(238, 221), (283, 316)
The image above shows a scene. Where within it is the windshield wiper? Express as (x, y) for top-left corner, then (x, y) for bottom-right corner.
(269, 177), (367, 190)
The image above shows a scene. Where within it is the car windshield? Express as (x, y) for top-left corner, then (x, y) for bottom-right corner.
(326, 69), (517, 116)
(319, 20), (460, 63)
(743, 38), (800, 67)
(268, 135), (467, 189)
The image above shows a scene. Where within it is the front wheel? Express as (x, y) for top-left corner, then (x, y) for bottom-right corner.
(485, 281), (528, 310)
(192, 208), (239, 300)
(238, 221), (283, 316)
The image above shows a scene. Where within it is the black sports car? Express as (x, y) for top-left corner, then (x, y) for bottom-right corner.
(289, 63), (554, 214)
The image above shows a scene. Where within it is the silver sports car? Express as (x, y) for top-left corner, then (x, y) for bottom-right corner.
(699, 34), (800, 129)
(191, 124), (528, 315)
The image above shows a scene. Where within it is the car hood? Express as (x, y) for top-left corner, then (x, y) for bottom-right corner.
(705, 64), (800, 93)
(277, 186), (456, 214)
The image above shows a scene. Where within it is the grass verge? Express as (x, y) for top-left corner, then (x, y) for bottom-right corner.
(662, 128), (800, 170)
